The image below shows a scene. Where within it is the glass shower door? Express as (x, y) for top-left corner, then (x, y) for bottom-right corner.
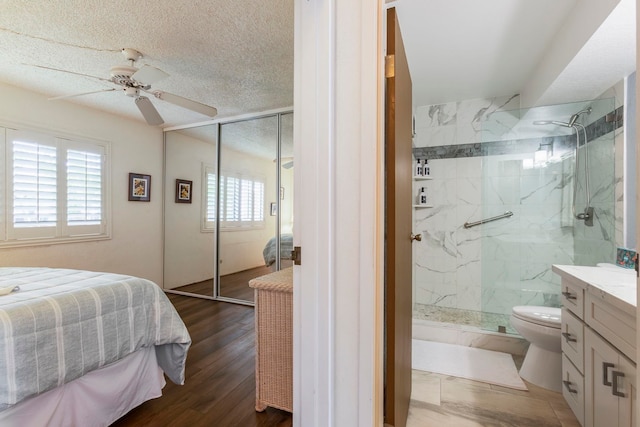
(479, 98), (616, 333)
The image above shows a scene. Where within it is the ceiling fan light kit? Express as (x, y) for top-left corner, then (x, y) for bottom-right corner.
(34, 47), (217, 126)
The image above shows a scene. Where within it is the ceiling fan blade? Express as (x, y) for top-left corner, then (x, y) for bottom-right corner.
(26, 64), (112, 83)
(131, 65), (169, 85)
(149, 90), (217, 117)
(48, 88), (116, 101)
(135, 96), (164, 126)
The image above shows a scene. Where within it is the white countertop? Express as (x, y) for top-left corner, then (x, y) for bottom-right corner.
(552, 264), (637, 313)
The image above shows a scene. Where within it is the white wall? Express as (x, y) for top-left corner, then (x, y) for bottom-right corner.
(0, 82), (164, 284)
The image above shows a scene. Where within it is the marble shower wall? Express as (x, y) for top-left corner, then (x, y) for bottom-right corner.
(412, 93), (622, 317)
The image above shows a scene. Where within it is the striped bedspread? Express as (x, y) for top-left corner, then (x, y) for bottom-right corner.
(0, 267), (191, 411)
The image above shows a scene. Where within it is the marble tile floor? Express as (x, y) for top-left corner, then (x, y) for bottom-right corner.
(414, 303), (518, 335)
(407, 362), (580, 426)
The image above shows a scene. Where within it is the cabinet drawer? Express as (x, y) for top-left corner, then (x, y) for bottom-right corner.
(562, 308), (584, 374)
(585, 292), (636, 363)
(562, 354), (585, 426)
(561, 279), (584, 319)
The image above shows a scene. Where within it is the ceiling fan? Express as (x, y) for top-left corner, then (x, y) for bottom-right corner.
(30, 48), (217, 126)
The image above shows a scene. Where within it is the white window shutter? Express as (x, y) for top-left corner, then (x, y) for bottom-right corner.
(201, 164), (217, 231)
(0, 129), (5, 241)
(8, 131), (58, 240)
(3, 128), (109, 245)
(64, 144), (105, 236)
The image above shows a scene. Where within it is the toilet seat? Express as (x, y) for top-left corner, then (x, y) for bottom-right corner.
(511, 306), (561, 329)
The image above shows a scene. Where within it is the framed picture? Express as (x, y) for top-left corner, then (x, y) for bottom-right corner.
(270, 202), (277, 216)
(175, 179), (193, 203)
(128, 173), (151, 202)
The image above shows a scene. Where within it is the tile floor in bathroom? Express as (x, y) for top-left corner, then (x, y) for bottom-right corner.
(407, 356), (580, 427)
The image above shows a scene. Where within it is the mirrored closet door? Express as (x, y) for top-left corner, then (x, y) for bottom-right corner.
(163, 124), (218, 298)
(163, 112), (293, 305)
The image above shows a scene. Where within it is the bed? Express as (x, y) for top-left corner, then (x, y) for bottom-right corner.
(0, 267), (191, 427)
(262, 233), (294, 271)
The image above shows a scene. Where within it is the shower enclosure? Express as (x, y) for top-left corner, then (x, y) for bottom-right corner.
(412, 97), (619, 334)
(478, 99), (617, 333)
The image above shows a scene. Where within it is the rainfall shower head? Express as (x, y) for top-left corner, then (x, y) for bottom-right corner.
(533, 107), (592, 128)
(534, 107), (592, 128)
(533, 120), (572, 127)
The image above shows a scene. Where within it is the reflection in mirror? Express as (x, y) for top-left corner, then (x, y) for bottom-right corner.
(163, 124), (218, 298)
(163, 112), (293, 304)
(217, 115), (281, 303)
(279, 112), (294, 270)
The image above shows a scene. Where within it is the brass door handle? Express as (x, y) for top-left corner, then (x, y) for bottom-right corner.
(411, 233), (422, 242)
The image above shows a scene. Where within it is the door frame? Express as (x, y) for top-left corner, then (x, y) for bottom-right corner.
(293, 0), (384, 425)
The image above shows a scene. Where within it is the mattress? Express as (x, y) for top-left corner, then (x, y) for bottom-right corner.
(0, 267), (191, 412)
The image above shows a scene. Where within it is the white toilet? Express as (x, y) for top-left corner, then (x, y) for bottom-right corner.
(510, 305), (562, 392)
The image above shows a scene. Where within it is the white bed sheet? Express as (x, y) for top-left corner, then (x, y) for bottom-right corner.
(0, 346), (164, 427)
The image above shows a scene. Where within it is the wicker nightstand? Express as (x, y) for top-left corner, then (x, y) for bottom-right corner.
(249, 267), (293, 413)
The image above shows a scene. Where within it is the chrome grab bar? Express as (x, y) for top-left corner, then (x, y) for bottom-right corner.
(463, 211), (513, 229)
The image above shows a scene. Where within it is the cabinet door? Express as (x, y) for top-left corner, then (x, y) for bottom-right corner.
(585, 328), (636, 427)
(618, 354), (637, 427)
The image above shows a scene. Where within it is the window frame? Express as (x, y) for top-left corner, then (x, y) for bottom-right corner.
(0, 123), (111, 248)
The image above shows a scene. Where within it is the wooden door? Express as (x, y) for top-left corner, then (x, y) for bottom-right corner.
(384, 7), (413, 427)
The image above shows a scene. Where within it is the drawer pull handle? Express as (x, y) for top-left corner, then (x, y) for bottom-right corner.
(612, 370), (626, 397)
(603, 362), (615, 386)
(561, 332), (577, 343)
(563, 380), (577, 394)
(561, 291), (577, 300)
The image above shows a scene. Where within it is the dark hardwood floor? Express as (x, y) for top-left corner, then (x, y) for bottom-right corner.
(112, 292), (292, 427)
(172, 265), (273, 302)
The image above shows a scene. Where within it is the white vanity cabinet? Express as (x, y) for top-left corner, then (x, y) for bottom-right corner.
(553, 265), (637, 427)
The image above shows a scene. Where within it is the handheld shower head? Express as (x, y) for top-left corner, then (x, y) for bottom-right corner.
(567, 107), (592, 127)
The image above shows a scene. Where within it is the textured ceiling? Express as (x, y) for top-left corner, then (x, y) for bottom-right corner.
(0, 1), (634, 131)
(0, 0), (294, 127)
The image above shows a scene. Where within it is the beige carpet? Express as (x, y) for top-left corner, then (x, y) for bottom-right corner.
(412, 339), (527, 390)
